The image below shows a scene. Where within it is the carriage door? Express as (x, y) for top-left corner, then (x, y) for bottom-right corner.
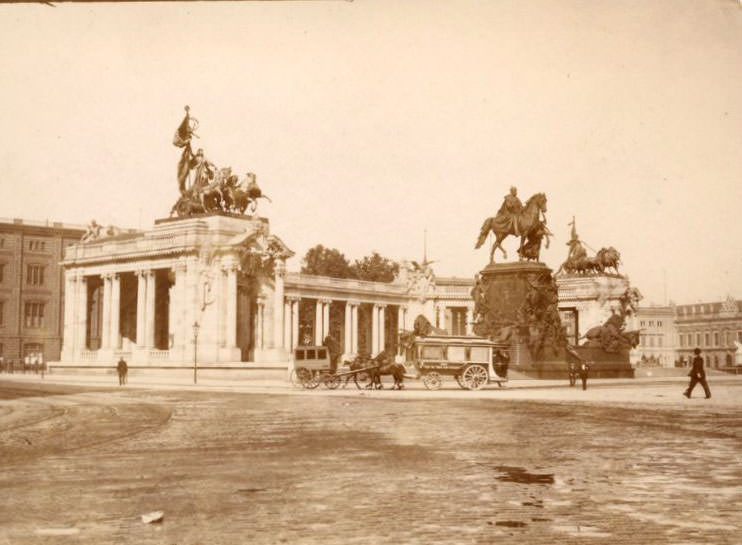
(236, 286), (254, 361)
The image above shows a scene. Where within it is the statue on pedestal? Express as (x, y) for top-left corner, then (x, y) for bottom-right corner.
(474, 188), (548, 263)
(557, 217), (622, 276)
(169, 106), (271, 218)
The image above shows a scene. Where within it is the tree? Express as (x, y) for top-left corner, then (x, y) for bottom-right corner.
(301, 245), (354, 279)
(351, 252), (400, 283)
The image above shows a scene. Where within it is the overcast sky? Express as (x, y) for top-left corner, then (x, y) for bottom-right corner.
(1, 0), (740, 305)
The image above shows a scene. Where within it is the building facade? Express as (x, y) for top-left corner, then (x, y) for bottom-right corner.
(0, 218), (86, 363)
(628, 305), (677, 367)
(675, 297), (742, 368)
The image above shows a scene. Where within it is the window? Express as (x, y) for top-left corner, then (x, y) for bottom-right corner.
(306, 349), (316, 360)
(317, 349), (327, 359)
(0, 238), (4, 248)
(658, 337), (663, 347)
(649, 321), (655, 327)
(714, 332), (719, 347)
(649, 336), (654, 347)
(696, 333), (701, 347)
(640, 321), (645, 327)
(469, 346), (489, 363)
(295, 350), (305, 360)
(658, 321), (663, 327)
(447, 346), (467, 362)
(421, 346), (445, 360)
(704, 333), (710, 347)
(28, 240), (46, 252)
(24, 302), (45, 328)
(726, 331), (732, 346)
(679, 335), (684, 348)
(26, 264), (45, 286)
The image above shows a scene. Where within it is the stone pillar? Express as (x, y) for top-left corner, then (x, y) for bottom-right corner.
(170, 262), (187, 356)
(61, 271), (76, 359)
(110, 273), (121, 350)
(343, 301), (352, 355)
(371, 304), (379, 356)
(225, 264), (238, 348)
(291, 299), (300, 351)
(145, 270), (156, 349)
(135, 270), (147, 347)
(466, 307), (474, 336)
(314, 300), (323, 345)
(322, 299), (330, 341)
(76, 274), (88, 351)
(284, 299), (292, 351)
(256, 297), (266, 350)
(351, 303), (359, 354)
(101, 274), (112, 350)
(398, 306), (407, 332)
(378, 304), (386, 353)
(273, 262), (286, 349)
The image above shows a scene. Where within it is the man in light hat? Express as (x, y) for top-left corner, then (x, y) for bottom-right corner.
(683, 348), (711, 399)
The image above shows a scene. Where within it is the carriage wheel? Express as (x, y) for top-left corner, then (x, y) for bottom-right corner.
(455, 374), (466, 390)
(461, 364), (489, 391)
(422, 372), (442, 391)
(296, 367), (319, 389)
(353, 371), (373, 390)
(323, 374), (341, 390)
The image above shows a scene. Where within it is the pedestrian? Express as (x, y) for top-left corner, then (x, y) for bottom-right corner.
(683, 348), (711, 399)
(579, 360), (590, 390)
(117, 357), (128, 386)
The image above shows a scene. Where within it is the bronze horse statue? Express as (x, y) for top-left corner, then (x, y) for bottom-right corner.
(475, 193), (548, 263)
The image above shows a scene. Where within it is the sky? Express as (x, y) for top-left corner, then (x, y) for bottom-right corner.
(1, 0), (741, 306)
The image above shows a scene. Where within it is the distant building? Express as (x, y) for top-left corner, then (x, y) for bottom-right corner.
(628, 305), (677, 367)
(675, 297), (742, 368)
(0, 218), (86, 363)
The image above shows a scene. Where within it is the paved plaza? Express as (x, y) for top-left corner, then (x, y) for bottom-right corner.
(1, 377), (741, 544)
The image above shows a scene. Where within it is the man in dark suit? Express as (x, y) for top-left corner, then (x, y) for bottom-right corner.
(684, 348), (711, 399)
(117, 358), (128, 386)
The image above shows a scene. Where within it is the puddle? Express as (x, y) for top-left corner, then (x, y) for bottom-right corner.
(496, 520), (527, 528)
(494, 466), (555, 485)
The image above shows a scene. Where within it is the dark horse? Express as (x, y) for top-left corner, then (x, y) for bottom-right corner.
(348, 351), (405, 390)
(474, 193), (548, 263)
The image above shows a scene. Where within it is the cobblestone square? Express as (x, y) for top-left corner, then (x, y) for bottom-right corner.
(1, 379), (741, 544)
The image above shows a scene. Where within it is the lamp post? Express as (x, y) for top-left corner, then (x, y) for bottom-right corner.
(192, 321), (200, 385)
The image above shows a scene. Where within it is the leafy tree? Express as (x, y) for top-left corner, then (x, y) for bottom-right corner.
(351, 252), (400, 283)
(301, 245), (354, 279)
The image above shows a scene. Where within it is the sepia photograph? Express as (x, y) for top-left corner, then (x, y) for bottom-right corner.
(0, 0), (741, 543)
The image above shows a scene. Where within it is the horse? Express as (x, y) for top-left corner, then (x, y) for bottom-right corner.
(596, 247), (621, 275)
(348, 351), (405, 390)
(475, 193), (548, 263)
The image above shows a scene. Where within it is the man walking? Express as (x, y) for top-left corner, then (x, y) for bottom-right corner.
(684, 348), (711, 399)
(117, 357), (128, 386)
(579, 360), (590, 391)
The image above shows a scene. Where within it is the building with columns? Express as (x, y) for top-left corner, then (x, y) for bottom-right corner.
(57, 213), (481, 368)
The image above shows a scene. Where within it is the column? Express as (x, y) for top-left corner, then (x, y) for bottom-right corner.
(256, 298), (265, 350)
(314, 300), (323, 345)
(466, 307), (474, 336)
(136, 270), (147, 346)
(172, 262), (187, 352)
(273, 262), (286, 349)
(350, 303), (359, 354)
(110, 273), (121, 349)
(291, 299), (300, 350)
(101, 274), (112, 350)
(378, 304), (386, 353)
(76, 274), (88, 351)
(225, 264), (238, 348)
(398, 306), (407, 332)
(145, 270), (156, 348)
(62, 272), (76, 357)
(343, 301), (352, 355)
(322, 299), (330, 340)
(371, 304), (379, 355)
(283, 299), (292, 351)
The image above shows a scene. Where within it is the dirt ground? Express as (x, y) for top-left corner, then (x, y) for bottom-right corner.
(1, 380), (741, 545)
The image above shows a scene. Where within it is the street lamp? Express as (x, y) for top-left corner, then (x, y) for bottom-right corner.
(192, 321), (200, 385)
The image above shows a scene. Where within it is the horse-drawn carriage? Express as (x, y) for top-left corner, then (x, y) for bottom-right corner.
(289, 346), (379, 390)
(401, 334), (509, 390)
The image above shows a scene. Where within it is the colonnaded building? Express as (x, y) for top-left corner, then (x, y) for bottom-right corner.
(57, 213), (479, 369)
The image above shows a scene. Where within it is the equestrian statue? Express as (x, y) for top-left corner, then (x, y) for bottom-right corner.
(474, 187), (549, 263)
